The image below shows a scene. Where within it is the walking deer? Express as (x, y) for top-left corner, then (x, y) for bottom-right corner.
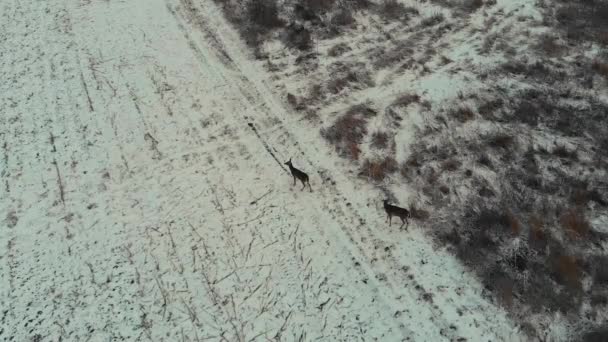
(383, 199), (410, 230)
(285, 158), (312, 192)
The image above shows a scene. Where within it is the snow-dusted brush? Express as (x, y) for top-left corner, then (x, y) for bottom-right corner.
(383, 199), (410, 230)
(285, 158), (312, 192)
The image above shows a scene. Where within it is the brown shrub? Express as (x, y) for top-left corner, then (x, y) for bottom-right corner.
(360, 157), (398, 181)
(327, 42), (351, 57)
(536, 34), (565, 57)
(560, 207), (590, 239)
(321, 103), (376, 160)
(507, 211), (521, 236)
(378, 0), (419, 21)
(529, 215), (545, 241)
(450, 106), (475, 123)
(371, 131), (390, 149)
(593, 60), (608, 78)
(246, 0), (283, 30)
(392, 93), (420, 107)
(599, 31), (608, 45)
(552, 144), (578, 161)
(326, 63), (374, 94)
(556, 255), (581, 290)
(410, 204), (430, 220)
(441, 158), (461, 172)
(348, 141), (361, 161)
(485, 132), (515, 149)
(421, 12), (444, 27)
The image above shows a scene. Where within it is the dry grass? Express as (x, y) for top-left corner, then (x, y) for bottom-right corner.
(359, 157), (398, 181)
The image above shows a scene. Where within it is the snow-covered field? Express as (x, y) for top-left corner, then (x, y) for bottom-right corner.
(0, 0), (530, 340)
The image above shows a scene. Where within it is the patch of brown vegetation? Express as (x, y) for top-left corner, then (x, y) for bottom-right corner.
(560, 207), (590, 239)
(592, 60), (608, 78)
(371, 131), (390, 149)
(392, 93), (420, 107)
(450, 106), (476, 123)
(556, 254), (581, 290)
(360, 157), (398, 181)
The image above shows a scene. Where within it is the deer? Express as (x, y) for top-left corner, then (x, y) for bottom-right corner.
(383, 199), (410, 230)
(285, 158), (312, 192)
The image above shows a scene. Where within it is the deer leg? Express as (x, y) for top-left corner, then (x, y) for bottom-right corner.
(301, 180), (306, 191)
(308, 181), (312, 192)
(388, 215), (392, 226)
(399, 217), (406, 230)
(293, 176), (296, 186)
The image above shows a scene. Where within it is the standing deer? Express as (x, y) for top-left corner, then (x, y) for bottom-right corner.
(285, 158), (312, 192)
(383, 199), (410, 230)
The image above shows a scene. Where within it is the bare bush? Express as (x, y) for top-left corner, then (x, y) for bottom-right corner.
(484, 132), (515, 149)
(592, 60), (608, 79)
(409, 204), (430, 220)
(327, 42), (351, 57)
(283, 23), (313, 51)
(247, 0), (284, 31)
(377, 0), (419, 21)
(441, 158), (461, 172)
(552, 144), (578, 161)
(359, 157), (398, 181)
(321, 103), (376, 160)
(391, 93), (420, 107)
(560, 207), (590, 240)
(536, 34), (565, 57)
(371, 131), (390, 149)
(326, 62), (374, 94)
(450, 106), (475, 123)
(421, 12), (444, 27)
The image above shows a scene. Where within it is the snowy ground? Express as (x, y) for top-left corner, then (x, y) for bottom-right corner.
(1, 0), (523, 340)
